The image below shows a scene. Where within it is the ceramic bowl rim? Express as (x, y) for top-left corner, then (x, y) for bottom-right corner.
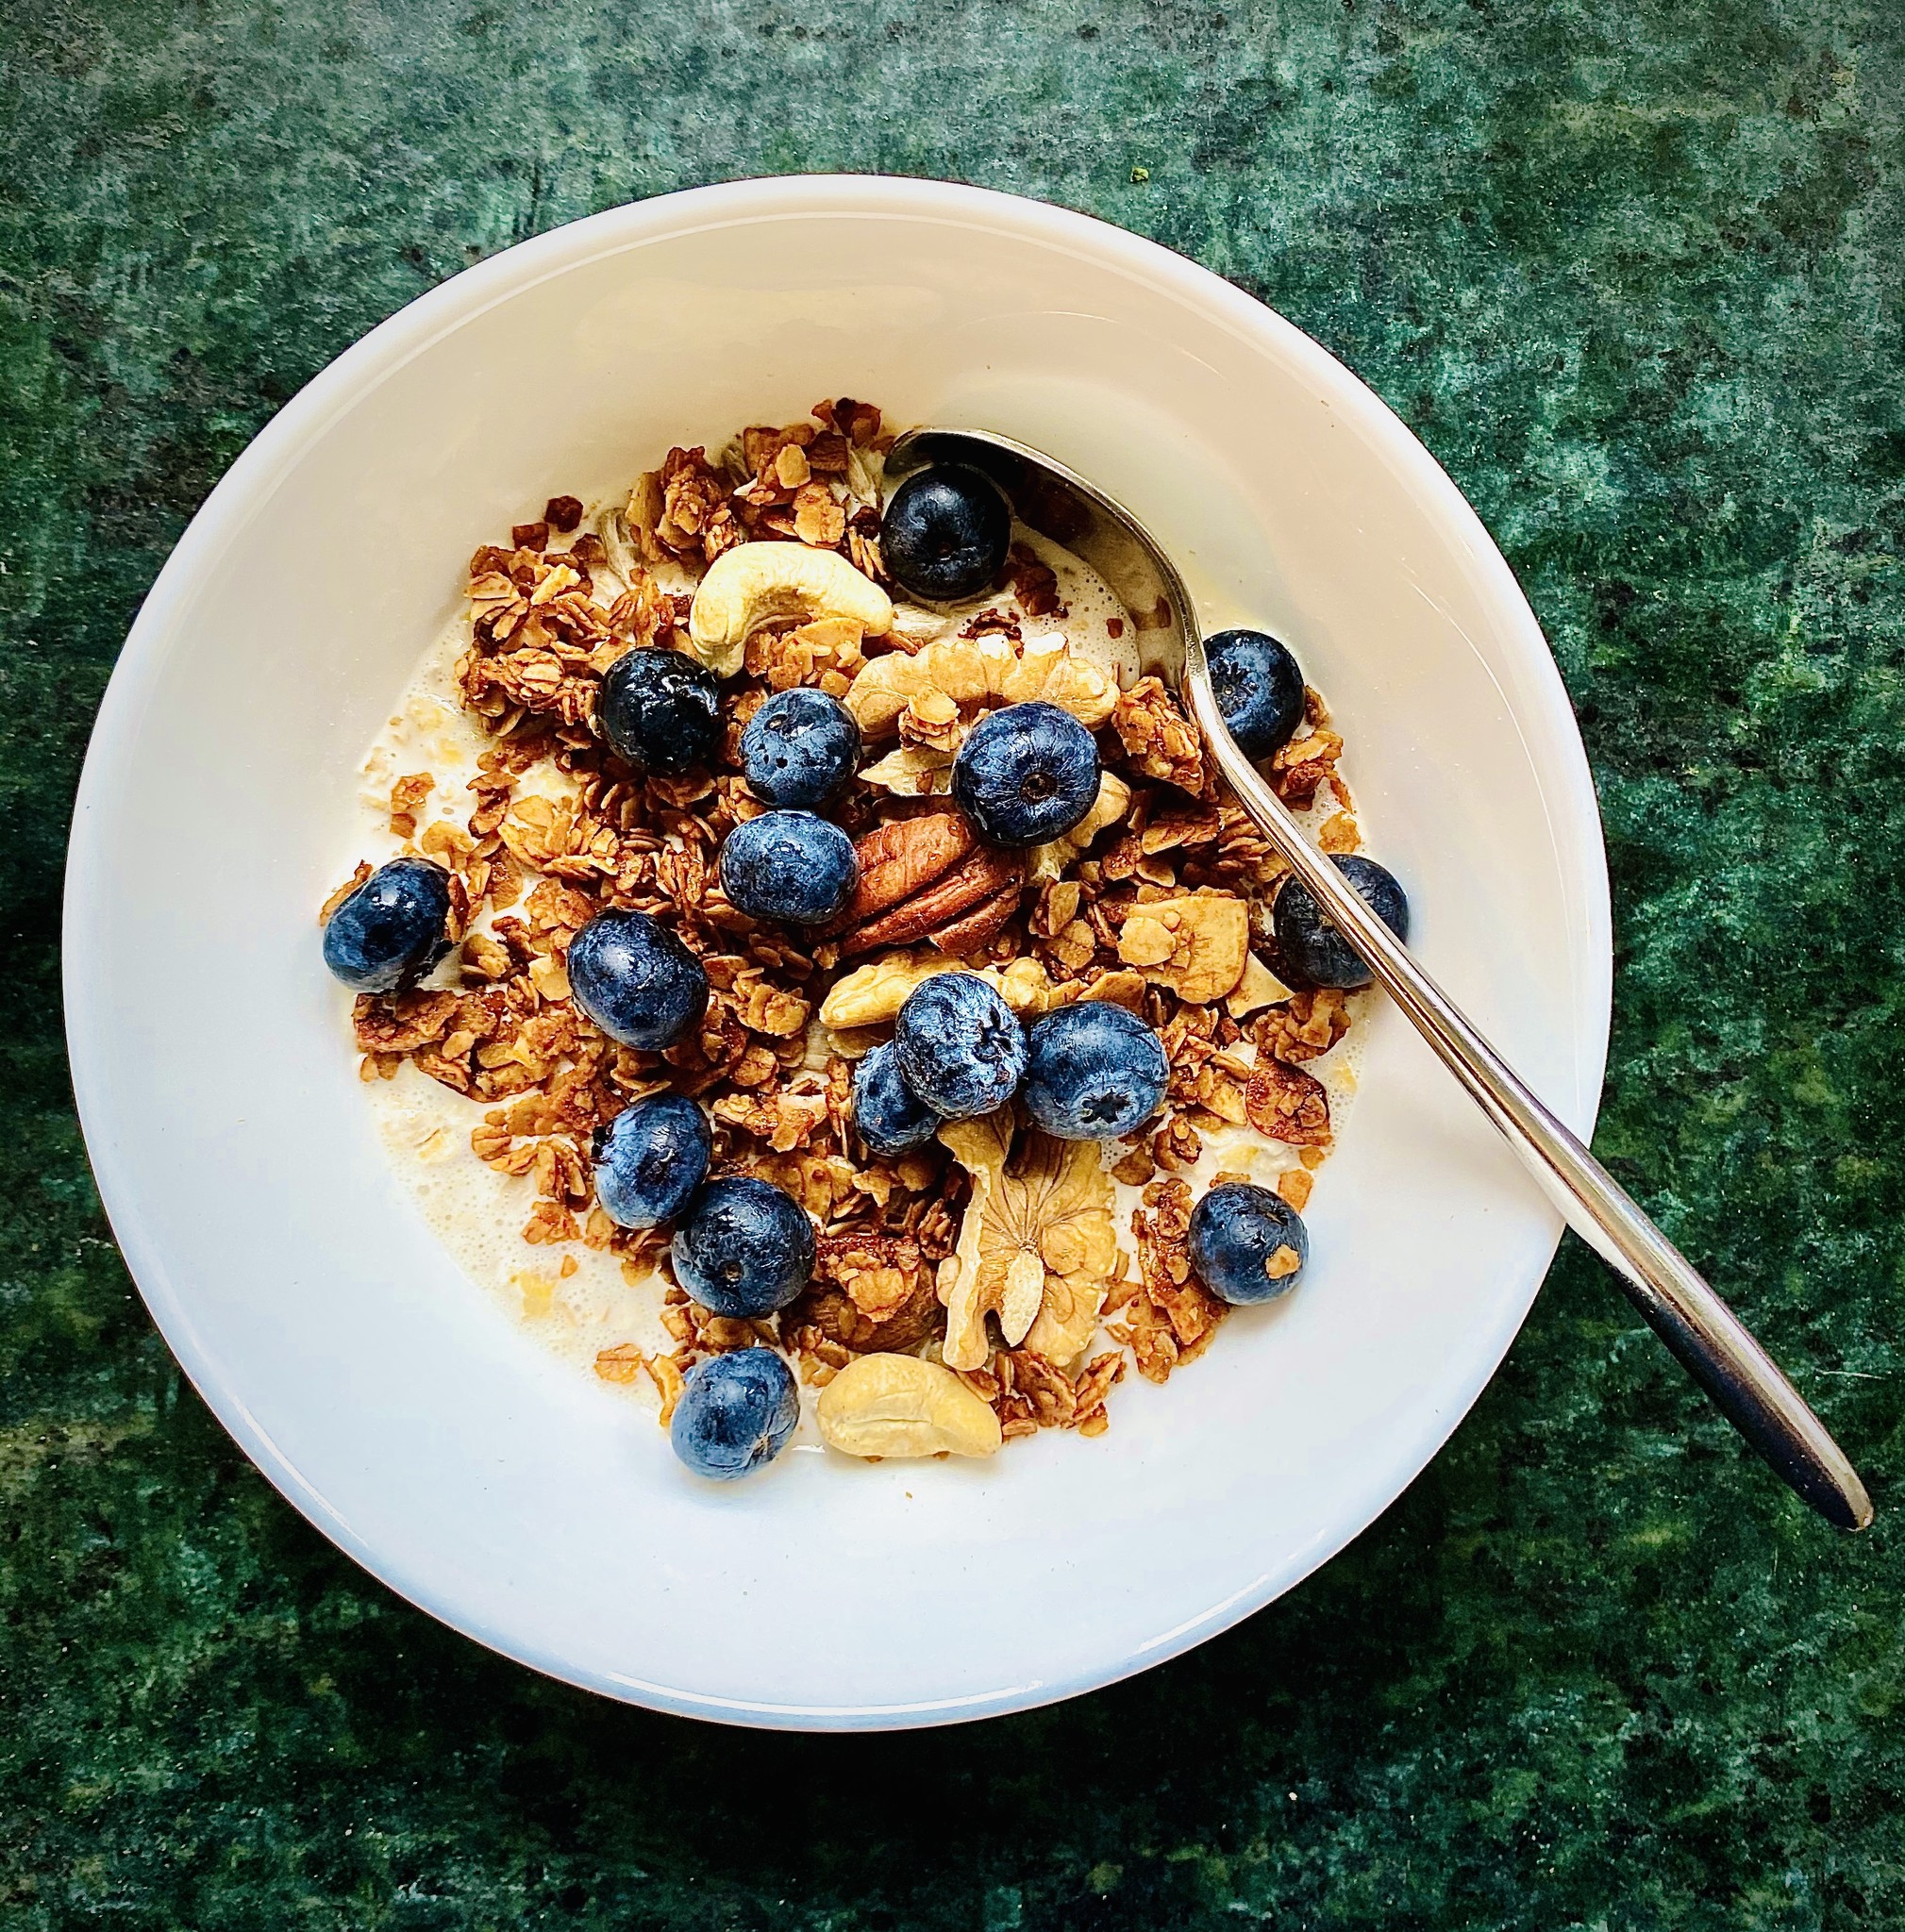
(64, 175), (1613, 1726)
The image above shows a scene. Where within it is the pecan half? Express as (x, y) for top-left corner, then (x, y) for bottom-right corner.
(926, 877), (1024, 955)
(841, 812), (974, 915)
(828, 811), (1026, 957)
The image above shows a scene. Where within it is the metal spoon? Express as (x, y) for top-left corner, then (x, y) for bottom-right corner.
(887, 426), (1873, 1532)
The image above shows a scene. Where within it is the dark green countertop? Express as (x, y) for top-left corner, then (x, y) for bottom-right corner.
(3, 3), (1902, 1925)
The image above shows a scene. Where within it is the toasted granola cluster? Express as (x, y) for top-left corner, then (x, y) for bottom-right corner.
(335, 399), (1363, 1448)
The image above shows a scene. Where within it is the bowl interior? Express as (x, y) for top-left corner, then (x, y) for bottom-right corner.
(66, 179), (1609, 1726)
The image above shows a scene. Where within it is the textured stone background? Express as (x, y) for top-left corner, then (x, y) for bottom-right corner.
(4, 2), (1903, 1925)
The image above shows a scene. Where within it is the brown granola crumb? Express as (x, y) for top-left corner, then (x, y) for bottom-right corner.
(1112, 1177), (1228, 1384)
(1271, 727), (1345, 811)
(1254, 988), (1350, 1064)
(1111, 677), (1205, 793)
(1318, 810), (1360, 854)
(793, 483), (847, 548)
(321, 860), (373, 924)
(1151, 1113), (1203, 1173)
(389, 773), (434, 841)
(643, 1354), (685, 1424)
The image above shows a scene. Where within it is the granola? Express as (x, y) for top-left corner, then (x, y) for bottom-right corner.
(329, 398), (1371, 1462)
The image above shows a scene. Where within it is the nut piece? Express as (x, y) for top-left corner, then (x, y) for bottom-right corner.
(841, 811), (974, 917)
(815, 1352), (1003, 1459)
(687, 542), (894, 678)
(846, 632), (1117, 740)
(859, 743), (958, 797)
(1227, 951), (1294, 1019)
(821, 951), (955, 1029)
(826, 812), (1026, 958)
(1028, 771), (1131, 884)
(1116, 892), (1250, 1003)
(821, 953), (1061, 1031)
(923, 874), (1025, 957)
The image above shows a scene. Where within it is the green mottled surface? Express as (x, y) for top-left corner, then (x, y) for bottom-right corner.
(4, 1), (1903, 1924)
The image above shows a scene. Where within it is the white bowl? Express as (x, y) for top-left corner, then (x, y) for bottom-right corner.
(65, 176), (1610, 1729)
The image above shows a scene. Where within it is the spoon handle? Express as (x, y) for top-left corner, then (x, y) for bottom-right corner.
(1183, 673), (1873, 1531)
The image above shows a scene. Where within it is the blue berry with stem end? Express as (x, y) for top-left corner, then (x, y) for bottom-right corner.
(951, 701), (1100, 848)
(1022, 1002), (1169, 1141)
(669, 1349), (800, 1480)
(671, 1174), (816, 1317)
(894, 973), (1027, 1120)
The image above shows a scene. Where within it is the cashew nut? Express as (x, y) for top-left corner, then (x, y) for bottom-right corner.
(686, 542), (894, 678)
(815, 1352), (1003, 1459)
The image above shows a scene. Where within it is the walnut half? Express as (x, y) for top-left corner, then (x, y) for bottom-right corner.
(936, 1113), (1120, 1371)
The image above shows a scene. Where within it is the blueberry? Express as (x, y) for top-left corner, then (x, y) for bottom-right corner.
(1273, 855), (1411, 990)
(1189, 1183), (1310, 1306)
(321, 858), (453, 992)
(669, 1348), (800, 1481)
(671, 1175), (816, 1317)
(1205, 627), (1306, 759)
(951, 701), (1101, 848)
(851, 1041), (941, 1155)
(1023, 1003), (1169, 1141)
(718, 810), (858, 925)
(741, 688), (861, 808)
(596, 647), (722, 777)
(567, 908), (709, 1049)
(894, 974), (1026, 1120)
(593, 1094), (710, 1229)
(880, 464), (1012, 602)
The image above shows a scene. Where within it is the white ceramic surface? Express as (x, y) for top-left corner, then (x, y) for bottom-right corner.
(64, 176), (1611, 1729)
